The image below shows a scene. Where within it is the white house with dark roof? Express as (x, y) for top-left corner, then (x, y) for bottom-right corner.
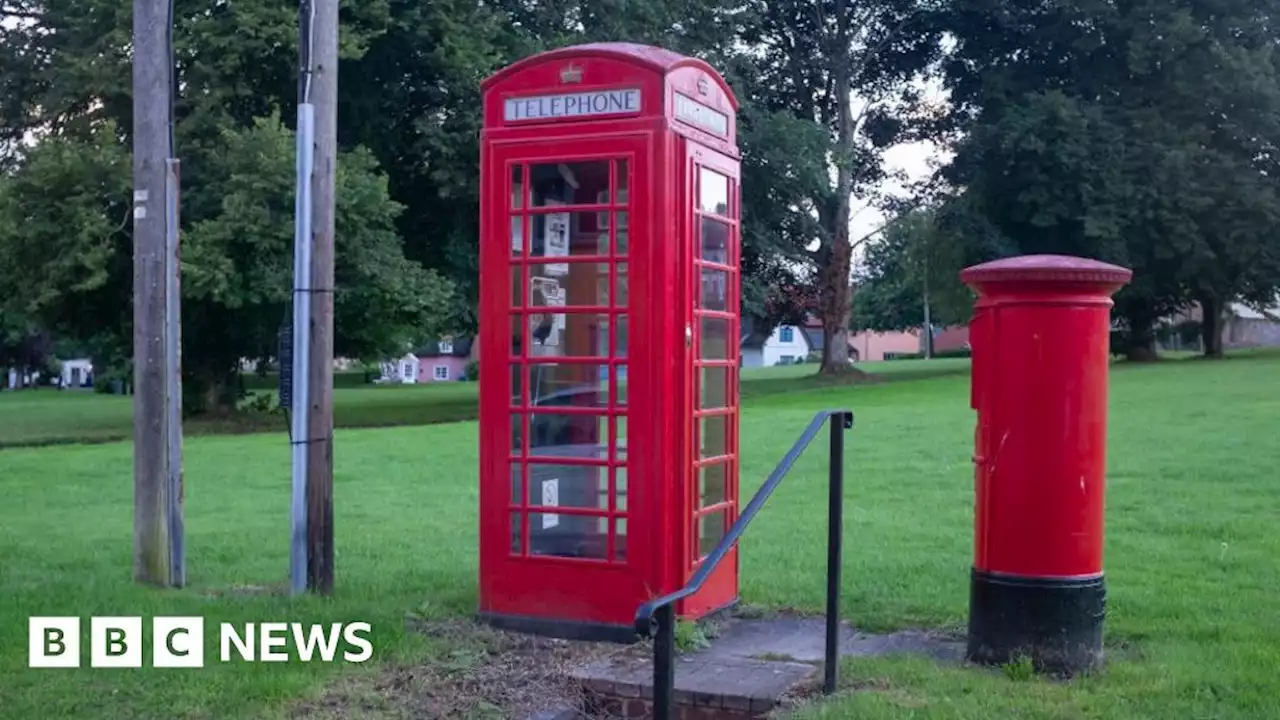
(739, 319), (812, 368)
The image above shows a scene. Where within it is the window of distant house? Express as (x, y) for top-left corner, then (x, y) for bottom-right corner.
(439, 340), (453, 354)
(402, 362), (413, 378)
(779, 327), (794, 343)
(434, 365), (449, 381)
(779, 355), (795, 365)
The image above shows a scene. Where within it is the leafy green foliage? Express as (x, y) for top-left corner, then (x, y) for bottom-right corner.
(0, 121), (133, 345)
(182, 116), (454, 410)
(852, 209), (972, 333)
(720, 0), (948, 369)
(338, 0), (516, 333)
(0, 1), (458, 413)
(940, 0), (1280, 357)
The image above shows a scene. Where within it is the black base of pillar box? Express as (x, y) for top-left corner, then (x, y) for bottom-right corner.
(966, 568), (1106, 676)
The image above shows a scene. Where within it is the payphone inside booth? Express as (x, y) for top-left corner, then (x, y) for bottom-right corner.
(478, 42), (741, 641)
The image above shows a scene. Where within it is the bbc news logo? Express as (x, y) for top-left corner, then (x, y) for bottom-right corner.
(29, 617), (373, 668)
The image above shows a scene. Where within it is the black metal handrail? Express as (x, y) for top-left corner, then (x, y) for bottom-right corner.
(634, 409), (854, 720)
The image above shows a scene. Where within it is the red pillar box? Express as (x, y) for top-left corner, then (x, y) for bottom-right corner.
(961, 254), (1132, 674)
(476, 43), (744, 641)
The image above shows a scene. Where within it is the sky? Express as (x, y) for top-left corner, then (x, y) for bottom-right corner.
(850, 139), (945, 247)
(843, 69), (954, 267)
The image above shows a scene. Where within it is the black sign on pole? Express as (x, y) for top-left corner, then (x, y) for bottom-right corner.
(278, 320), (294, 410)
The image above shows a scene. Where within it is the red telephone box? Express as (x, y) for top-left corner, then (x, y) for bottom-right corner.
(476, 43), (742, 640)
(962, 254), (1133, 674)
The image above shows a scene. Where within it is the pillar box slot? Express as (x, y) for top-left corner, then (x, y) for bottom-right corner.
(960, 254), (1133, 675)
(477, 42), (743, 641)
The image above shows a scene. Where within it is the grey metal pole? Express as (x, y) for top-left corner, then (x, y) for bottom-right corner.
(289, 0), (316, 597)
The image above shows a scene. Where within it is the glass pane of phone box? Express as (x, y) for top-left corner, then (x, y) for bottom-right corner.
(525, 384), (614, 561)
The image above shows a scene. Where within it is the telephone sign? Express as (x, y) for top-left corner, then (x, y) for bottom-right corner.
(503, 89), (642, 122)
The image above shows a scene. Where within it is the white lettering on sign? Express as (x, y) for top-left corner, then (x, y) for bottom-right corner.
(674, 93), (729, 137)
(504, 89), (642, 122)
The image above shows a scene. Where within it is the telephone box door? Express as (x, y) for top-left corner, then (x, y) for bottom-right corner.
(679, 142), (742, 617)
(481, 136), (651, 626)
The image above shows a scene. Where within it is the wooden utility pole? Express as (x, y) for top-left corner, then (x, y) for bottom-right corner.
(132, 0), (184, 587)
(306, 0), (338, 594)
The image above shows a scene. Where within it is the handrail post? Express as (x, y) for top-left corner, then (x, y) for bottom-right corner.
(636, 410), (853, 715)
(824, 414), (845, 694)
(653, 604), (676, 720)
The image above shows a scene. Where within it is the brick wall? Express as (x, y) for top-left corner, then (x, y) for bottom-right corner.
(588, 697), (763, 719)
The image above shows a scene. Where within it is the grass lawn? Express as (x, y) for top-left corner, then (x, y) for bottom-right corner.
(1, 352), (1278, 718)
(0, 374), (481, 448)
(0, 359), (967, 448)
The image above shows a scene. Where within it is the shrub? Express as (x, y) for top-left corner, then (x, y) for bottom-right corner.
(464, 359), (479, 382)
(93, 360), (132, 394)
(883, 347), (971, 361)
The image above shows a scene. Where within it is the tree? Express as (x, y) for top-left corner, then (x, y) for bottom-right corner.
(0, 1), (455, 412)
(0, 121), (134, 354)
(0, 318), (55, 388)
(1, 0), (957, 389)
(940, 0), (1280, 360)
(723, 0), (947, 373)
(0, 114), (451, 413)
(181, 117), (455, 412)
(338, 0), (515, 334)
(852, 207), (972, 349)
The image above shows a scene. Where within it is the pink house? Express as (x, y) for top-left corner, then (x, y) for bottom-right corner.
(933, 326), (971, 353)
(414, 337), (473, 382)
(805, 317), (969, 362)
(848, 329), (923, 361)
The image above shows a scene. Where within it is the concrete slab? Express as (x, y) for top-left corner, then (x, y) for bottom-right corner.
(567, 615), (964, 717)
(569, 654), (816, 713)
(701, 615), (965, 664)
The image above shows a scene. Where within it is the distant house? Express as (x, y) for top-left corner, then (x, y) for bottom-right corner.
(1162, 299), (1280, 351)
(378, 337), (475, 384)
(932, 326), (971, 354)
(848, 329), (919, 362)
(414, 337), (474, 382)
(803, 316), (969, 363)
(740, 319), (812, 368)
(801, 317), (857, 362)
(377, 353), (418, 384)
(60, 358), (94, 388)
(1225, 302), (1280, 348)
(3, 357), (95, 390)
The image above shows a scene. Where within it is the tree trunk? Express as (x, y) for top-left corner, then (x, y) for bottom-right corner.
(183, 362), (241, 416)
(1199, 294), (1225, 358)
(818, 0), (856, 376)
(922, 245), (933, 359)
(819, 242), (854, 373)
(1123, 313), (1158, 362)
